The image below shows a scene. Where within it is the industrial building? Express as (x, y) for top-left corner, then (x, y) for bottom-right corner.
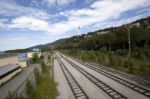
(0, 50), (39, 85)
(0, 64), (21, 86)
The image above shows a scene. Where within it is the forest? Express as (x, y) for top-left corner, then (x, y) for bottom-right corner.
(57, 17), (150, 52)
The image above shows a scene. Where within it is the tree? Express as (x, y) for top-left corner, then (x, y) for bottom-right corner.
(32, 53), (40, 63)
(101, 32), (116, 52)
(114, 27), (127, 49)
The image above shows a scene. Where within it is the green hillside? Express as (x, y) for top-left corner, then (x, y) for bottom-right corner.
(56, 16), (150, 51)
(57, 16), (150, 80)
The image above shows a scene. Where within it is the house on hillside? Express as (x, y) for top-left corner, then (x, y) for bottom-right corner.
(131, 22), (140, 28)
(97, 31), (108, 35)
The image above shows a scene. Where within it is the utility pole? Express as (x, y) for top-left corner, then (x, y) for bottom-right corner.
(126, 24), (131, 54)
(55, 0), (57, 10)
(77, 26), (80, 37)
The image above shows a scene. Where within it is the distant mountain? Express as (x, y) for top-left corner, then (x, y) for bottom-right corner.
(5, 49), (28, 53)
(28, 44), (45, 50)
(27, 38), (68, 50)
(45, 38), (67, 47)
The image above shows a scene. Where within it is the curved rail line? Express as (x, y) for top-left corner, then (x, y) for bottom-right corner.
(56, 55), (89, 99)
(60, 54), (127, 99)
(63, 54), (150, 98)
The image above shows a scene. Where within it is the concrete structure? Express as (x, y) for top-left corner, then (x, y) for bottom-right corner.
(0, 64), (40, 99)
(0, 64), (21, 86)
(18, 58), (31, 68)
(0, 54), (18, 67)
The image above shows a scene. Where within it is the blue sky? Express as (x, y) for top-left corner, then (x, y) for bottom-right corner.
(0, 0), (150, 51)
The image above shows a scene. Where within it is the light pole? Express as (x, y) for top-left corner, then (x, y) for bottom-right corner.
(126, 24), (131, 54)
(77, 26), (80, 37)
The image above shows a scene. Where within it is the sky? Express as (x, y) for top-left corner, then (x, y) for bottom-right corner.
(0, 0), (150, 51)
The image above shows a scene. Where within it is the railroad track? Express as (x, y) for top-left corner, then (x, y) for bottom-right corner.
(60, 54), (127, 99)
(56, 55), (89, 99)
(62, 54), (150, 98)
(73, 57), (150, 84)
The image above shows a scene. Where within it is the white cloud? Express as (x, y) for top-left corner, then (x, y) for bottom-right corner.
(4, 0), (150, 36)
(43, 0), (75, 6)
(9, 16), (50, 32)
(0, 0), (51, 20)
(0, 22), (4, 27)
(57, 0), (150, 33)
(8, 16), (72, 35)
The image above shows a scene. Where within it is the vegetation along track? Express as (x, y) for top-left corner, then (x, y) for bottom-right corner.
(56, 55), (89, 99)
(73, 57), (150, 85)
(63, 54), (150, 98)
(60, 54), (127, 99)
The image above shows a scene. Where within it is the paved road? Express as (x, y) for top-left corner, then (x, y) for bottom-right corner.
(54, 52), (150, 99)
(0, 64), (39, 99)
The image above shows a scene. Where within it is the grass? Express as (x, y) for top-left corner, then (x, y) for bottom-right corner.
(62, 50), (150, 78)
(62, 50), (150, 87)
(25, 59), (57, 99)
(31, 61), (57, 99)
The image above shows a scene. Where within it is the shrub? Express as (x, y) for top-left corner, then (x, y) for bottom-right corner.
(124, 54), (133, 73)
(32, 53), (40, 64)
(5, 92), (25, 99)
(131, 51), (145, 60)
(40, 55), (44, 59)
(25, 80), (34, 98)
(34, 68), (41, 85)
(48, 55), (51, 60)
(108, 54), (118, 67)
(116, 49), (128, 56)
(138, 61), (146, 75)
(97, 55), (102, 64)
(41, 61), (47, 73)
(99, 47), (107, 53)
